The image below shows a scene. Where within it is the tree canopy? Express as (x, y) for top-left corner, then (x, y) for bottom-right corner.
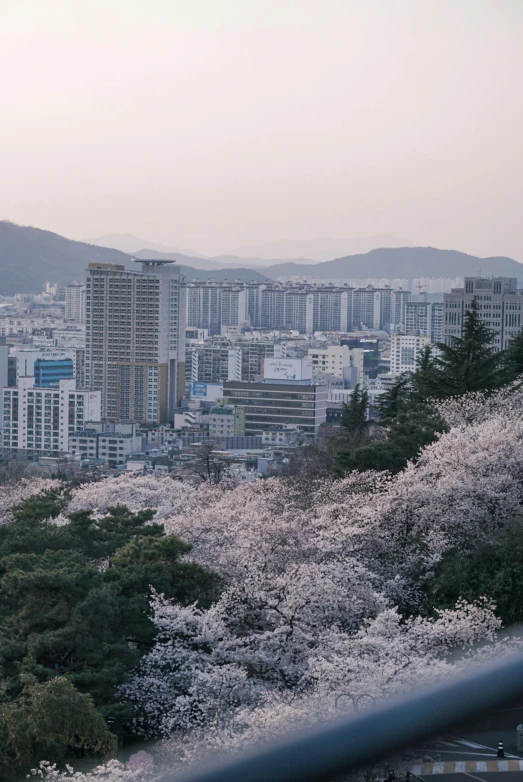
(0, 492), (218, 775)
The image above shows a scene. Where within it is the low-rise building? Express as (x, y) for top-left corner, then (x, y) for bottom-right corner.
(261, 424), (300, 445)
(205, 404), (245, 437)
(69, 422), (142, 467)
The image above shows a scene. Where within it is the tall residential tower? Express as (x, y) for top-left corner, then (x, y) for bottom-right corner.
(85, 260), (186, 424)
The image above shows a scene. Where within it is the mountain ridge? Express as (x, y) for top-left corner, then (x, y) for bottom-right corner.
(1, 222), (523, 295)
(0, 222), (268, 294)
(262, 246), (523, 280)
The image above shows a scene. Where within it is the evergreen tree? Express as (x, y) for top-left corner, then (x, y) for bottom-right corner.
(411, 345), (440, 398)
(340, 384), (369, 432)
(501, 326), (523, 385)
(0, 497), (219, 774)
(375, 374), (411, 425)
(338, 402), (447, 474)
(431, 298), (503, 398)
(1, 676), (117, 773)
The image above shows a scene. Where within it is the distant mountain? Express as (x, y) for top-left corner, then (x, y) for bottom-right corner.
(263, 247), (523, 282)
(2, 224), (521, 295)
(89, 233), (205, 258)
(230, 235), (413, 262)
(0, 221), (130, 294)
(134, 248), (303, 274)
(0, 222), (268, 294)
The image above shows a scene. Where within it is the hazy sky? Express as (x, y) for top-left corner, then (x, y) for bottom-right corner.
(1, 0), (522, 258)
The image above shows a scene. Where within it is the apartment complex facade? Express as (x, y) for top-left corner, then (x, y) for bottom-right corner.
(186, 281), (411, 335)
(85, 260), (186, 424)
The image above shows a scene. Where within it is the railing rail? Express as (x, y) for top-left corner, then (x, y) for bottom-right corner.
(161, 652), (523, 782)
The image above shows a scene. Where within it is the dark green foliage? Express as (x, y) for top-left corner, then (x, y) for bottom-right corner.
(431, 299), (504, 398)
(340, 384), (369, 433)
(411, 345), (440, 398)
(338, 402), (447, 474)
(0, 493), (218, 773)
(375, 374), (412, 425)
(427, 527), (523, 627)
(1, 676), (117, 772)
(501, 326), (523, 385)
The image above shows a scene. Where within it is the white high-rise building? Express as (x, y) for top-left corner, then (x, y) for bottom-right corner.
(405, 301), (444, 343)
(2, 377), (101, 458)
(390, 334), (432, 375)
(65, 284), (86, 324)
(85, 260), (186, 424)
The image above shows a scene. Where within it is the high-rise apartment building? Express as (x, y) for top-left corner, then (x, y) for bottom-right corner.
(444, 277), (521, 351)
(2, 377), (101, 458)
(185, 280), (413, 334)
(392, 289), (412, 331)
(65, 284), (86, 324)
(405, 302), (444, 343)
(390, 334), (432, 375)
(85, 260), (186, 424)
(352, 287), (382, 330)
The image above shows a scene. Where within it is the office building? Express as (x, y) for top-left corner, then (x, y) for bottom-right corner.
(390, 334), (432, 375)
(444, 277), (522, 351)
(85, 260), (186, 424)
(65, 284), (86, 324)
(223, 380), (327, 436)
(2, 377), (101, 458)
(10, 349), (76, 387)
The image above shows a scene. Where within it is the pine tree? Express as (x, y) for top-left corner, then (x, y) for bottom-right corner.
(375, 374), (411, 425)
(340, 384), (369, 433)
(411, 345), (439, 398)
(502, 327), (523, 385)
(431, 298), (504, 398)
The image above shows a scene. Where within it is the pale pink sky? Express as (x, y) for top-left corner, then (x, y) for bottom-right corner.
(0, 0), (522, 258)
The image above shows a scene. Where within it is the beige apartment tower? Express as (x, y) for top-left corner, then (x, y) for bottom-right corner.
(85, 260), (186, 424)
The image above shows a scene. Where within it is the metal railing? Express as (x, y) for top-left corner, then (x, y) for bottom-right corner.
(162, 652), (523, 782)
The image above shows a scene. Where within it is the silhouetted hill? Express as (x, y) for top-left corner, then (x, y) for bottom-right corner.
(263, 247), (523, 281)
(0, 223), (269, 294)
(0, 222), (130, 294)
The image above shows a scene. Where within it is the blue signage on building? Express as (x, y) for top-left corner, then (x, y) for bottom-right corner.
(192, 382), (208, 397)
